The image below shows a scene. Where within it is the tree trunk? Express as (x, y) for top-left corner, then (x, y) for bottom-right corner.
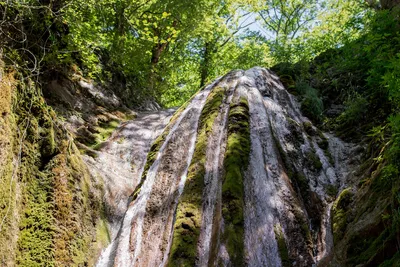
(200, 42), (212, 87)
(151, 43), (168, 65)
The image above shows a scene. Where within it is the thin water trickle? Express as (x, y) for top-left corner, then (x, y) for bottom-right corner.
(93, 110), (174, 267)
(115, 87), (213, 267)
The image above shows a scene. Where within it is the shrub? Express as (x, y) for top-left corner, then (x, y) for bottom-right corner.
(297, 82), (324, 123)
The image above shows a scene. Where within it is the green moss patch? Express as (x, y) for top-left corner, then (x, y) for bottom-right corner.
(74, 119), (117, 152)
(220, 96), (250, 266)
(91, 120), (120, 149)
(306, 150), (323, 171)
(168, 87), (225, 266)
(3, 78), (104, 267)
(274, 224), (291, 267)
(326, 184), (338, 198)
(293, 208), (313, 251)
(316, 130), (329, 150)
(331, 188), (353, 243)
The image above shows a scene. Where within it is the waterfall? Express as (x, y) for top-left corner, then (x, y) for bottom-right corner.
(95, 67), (353, 267)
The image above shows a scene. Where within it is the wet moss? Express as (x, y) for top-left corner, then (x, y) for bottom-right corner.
(13, 84), (57, 267)
(331, 188), (353, 243)
(303, 121), (315, 136)
(287, 117), (304, 145)
(302, 122), (331, 164)
(220, 96), (250, 266)
(324, 149), (335, 166)
(272, 126), (322, 238)
(293, 208), (313, 251)
(134, 128), (168, 198)
(16, 165), (55, 267)
(77, 119), (120, 151)
(274, 224), (291, 267)
(346, 225), (397, 266)
(326, 184), (338, 198)
(316, 129), (329, 150)
(272, 129), (293, 176)
(0, 72), (13, 116)
(94, 120), (119, 146)
(337, 167), (400, 266)
(306, 150), (323, 171)
(168, 87), (225, 266)
(3, 77), (104, 267)
(95, 216), (111, 249)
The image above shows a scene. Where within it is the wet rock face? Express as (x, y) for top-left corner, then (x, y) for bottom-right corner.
(96, 67), (354, 267)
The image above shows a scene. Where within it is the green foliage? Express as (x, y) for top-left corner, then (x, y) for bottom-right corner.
(1, 0), (371, 108)
(388, 114), (400, 166)
(63, 0), (237, 106)
(297, 82), (324, 123)
(271, 9), (400, 265)
(1, 0), (70, 75)
(251, 0), (369, 63)
(2, 0), (400, 264)
(336, 94), (369, 132)
(274, 7), (400, 142)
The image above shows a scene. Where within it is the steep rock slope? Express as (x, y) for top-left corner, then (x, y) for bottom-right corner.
(97, 67), (360, 266)
(0, 64), (157, 266)
(0, 69), (106, 266)
(93, 109), (175, 266)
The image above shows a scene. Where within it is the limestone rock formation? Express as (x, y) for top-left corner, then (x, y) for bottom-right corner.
(96, 68), (360, 266)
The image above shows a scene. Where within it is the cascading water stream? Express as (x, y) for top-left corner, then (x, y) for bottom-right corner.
(112, 85), (213, 267)
(92, 110), (174, 267)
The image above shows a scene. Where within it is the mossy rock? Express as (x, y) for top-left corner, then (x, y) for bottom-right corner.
(316, 130), (329, 150)
(274, 224), (291, 267)
(168, 87), (226, 266)
(326, 184), (338, 198)
(303, 121), (316, 136)
(306, 150), (323, 171)
(2, 75), (104, 267)
(220, 96), (251, 266)
(331, 188), (353, 243)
